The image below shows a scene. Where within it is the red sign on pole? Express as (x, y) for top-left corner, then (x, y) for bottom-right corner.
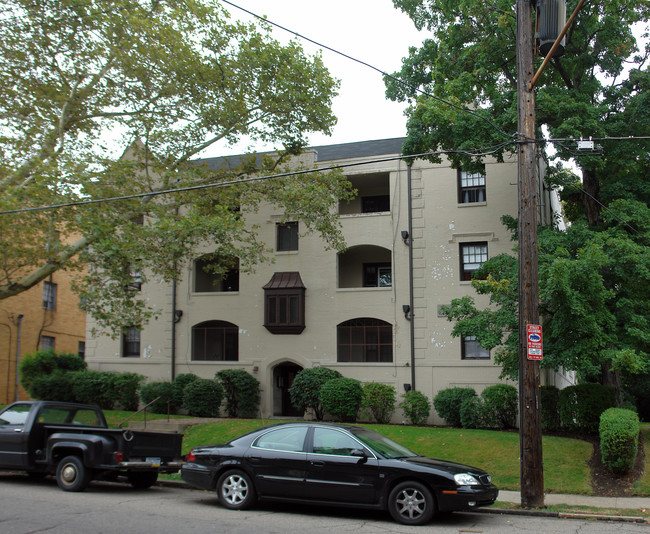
(527, 324), (543, 361)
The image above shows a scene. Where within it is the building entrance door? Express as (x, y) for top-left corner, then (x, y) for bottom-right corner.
(273, 364), (303, 417)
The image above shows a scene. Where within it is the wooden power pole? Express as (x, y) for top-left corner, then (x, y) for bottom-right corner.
(516, 0), (544, 508)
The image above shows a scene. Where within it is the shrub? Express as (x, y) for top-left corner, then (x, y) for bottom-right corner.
(289, 367), (342, 420)
(183, 379), (224, 418)
(111, 372), (145, 411)
(30, 371), (78, 402)
(140, 381), (175, 414)
(599, 408), (640, 474)
(399, 390), (431, 426)
(540, 385), (561, 431)
(73, 370), (144, 410)
(172, 373), (198, 409)
(216, 369), (261, 418)
(460, 396), (486, 429)
(433, 387), (476, 427)
(558, 383), (617, 433)
(361, 382), (396, 424)
(320, 377), (364, 422)
(481, 384), (518, 429)
(20, 350), (86, 392)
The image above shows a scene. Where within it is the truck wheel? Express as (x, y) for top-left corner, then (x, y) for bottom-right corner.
(216, 470), (256, 510)
(127, 471), (158, 489)
(56, 456), (92, 492)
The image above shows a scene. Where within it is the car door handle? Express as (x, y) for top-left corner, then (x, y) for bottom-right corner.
(310, 460), (326, 467)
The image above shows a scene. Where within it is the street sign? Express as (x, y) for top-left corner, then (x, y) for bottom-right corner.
(527, 324), (543, 361)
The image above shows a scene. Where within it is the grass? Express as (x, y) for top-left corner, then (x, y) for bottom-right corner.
(176, 419), (594, 494)
(103, 409), (189, 429)
(634, 424), (650, 494)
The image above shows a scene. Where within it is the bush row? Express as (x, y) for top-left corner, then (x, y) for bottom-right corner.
(19, 350), (260, 418)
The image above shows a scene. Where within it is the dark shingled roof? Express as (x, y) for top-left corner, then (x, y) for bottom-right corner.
(193, 137), (407, 170)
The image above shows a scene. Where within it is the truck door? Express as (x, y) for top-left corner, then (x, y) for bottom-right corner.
(0, 404), (32, 468)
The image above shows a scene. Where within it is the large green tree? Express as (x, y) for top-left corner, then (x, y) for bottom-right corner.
(389, 1), (650, 390)
(0, 0), (352, 332)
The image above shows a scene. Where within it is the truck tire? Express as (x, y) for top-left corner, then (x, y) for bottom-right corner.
(127, 470), (158, 489)
(56, 455), (92, 492)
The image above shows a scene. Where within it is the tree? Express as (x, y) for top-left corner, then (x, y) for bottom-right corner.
(389, 1), (650, 390)
(441, 210), (649, 400)
(386, 0), (650, 223)
(0, 0), (352, 332)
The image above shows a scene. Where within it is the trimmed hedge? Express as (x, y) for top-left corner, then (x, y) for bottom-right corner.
(20, 350), (86, 392)
(433, 387), (476, 427)
(172, 373), (198, 409)
(140, 381), (175, 414)
(400, 390), (431, 426)
(216, 369), (261, 418)
(289, 367), (342, 420)
(74, 370), (144, 410)
(558, 383), (616, 433)
(183, 379), (224, 418)
(540, 385), (561, 431)
(481, 384), (518, 429)
(460, 396), (486, 429)
(320, 377), (363, 422)
(361, 382), (396, 424)
(599, 408), (640, 474)
(30, 371), (78, 403)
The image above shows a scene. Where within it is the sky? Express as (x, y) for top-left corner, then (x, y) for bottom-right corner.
(211, 0), (426, 156)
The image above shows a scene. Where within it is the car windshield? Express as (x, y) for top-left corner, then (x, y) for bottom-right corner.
(352, 428), (418, 459)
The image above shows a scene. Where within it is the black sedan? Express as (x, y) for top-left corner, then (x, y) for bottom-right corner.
(181, 422), (498, 525)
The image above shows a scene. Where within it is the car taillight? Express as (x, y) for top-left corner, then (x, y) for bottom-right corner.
(185, 451), (196, 462)
(114, 451), (124, 462)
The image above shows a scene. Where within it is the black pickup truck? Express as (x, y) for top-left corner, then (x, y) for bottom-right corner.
(0, 401), (183, 492)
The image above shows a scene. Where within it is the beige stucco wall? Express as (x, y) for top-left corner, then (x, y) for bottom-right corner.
(86, 144), (554, 423)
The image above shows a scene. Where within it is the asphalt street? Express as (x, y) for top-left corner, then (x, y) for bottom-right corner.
(0, 473), (647, 534)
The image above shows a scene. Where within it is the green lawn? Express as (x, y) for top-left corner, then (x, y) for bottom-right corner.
(178, 419), (594, 494)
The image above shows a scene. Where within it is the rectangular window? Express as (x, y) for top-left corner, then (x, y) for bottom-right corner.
(462, 335), (490, 360)
(458, 168), (486, 203)
(460, 242), (488, 281)
(78, 341), (86, 360)
(40, 335), (55, 351)
(276, 222), (299, 251)
(194, 256), (239, 292)
(43, 281), (57, 310)
(363, 263), (392, 287)
(122, 328), (141, 358)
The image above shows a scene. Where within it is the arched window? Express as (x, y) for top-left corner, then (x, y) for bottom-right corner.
(337, 318), (393, 363)
(192, 320), (238, 361)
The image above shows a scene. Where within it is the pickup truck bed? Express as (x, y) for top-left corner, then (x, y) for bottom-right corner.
(0, 401), (183, 491)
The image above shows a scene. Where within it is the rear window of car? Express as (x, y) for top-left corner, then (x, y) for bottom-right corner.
(253, 426), (308, 453)
(38, 407), (103, 426)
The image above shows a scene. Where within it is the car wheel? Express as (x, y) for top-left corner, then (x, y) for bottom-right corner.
(127, 470), (158, 489)
(56, 455), (92, 492)
(388, 481), (435, 525)
(216, 470), (256, 510)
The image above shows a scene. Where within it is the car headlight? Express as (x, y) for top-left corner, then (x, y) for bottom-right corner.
(454, 473), (480, 486)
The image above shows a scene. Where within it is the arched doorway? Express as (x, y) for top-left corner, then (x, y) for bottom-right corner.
(272, 363), (303, 417)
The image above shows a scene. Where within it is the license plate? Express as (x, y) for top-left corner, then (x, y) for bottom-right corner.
(146, 457), (161, 467)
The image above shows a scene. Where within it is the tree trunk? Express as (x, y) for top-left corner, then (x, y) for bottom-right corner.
(582, 168), (601, 226)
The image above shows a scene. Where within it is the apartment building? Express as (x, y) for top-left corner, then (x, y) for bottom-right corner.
(0, 268), (86, 403)
(84, 137), (559, 422)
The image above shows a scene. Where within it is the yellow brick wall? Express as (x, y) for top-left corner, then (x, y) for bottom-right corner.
(0, 267), (86, 404)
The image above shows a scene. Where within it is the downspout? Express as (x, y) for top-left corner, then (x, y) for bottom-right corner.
(171, 277), (177, 381)
(15, 314), (23, 401)
(407, 163), (416, 391)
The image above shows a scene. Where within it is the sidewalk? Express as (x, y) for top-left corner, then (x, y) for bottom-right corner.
(497, 489), (650, 511)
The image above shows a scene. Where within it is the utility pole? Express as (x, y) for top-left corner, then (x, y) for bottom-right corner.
(516, 0), (544, 508)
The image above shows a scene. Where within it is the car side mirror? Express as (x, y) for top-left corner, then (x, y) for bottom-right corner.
(351, 448), (368, 463)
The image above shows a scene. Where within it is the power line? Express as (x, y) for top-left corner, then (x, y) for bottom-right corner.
(0, 143), (515, 215)
(220, 0), (516, 142)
